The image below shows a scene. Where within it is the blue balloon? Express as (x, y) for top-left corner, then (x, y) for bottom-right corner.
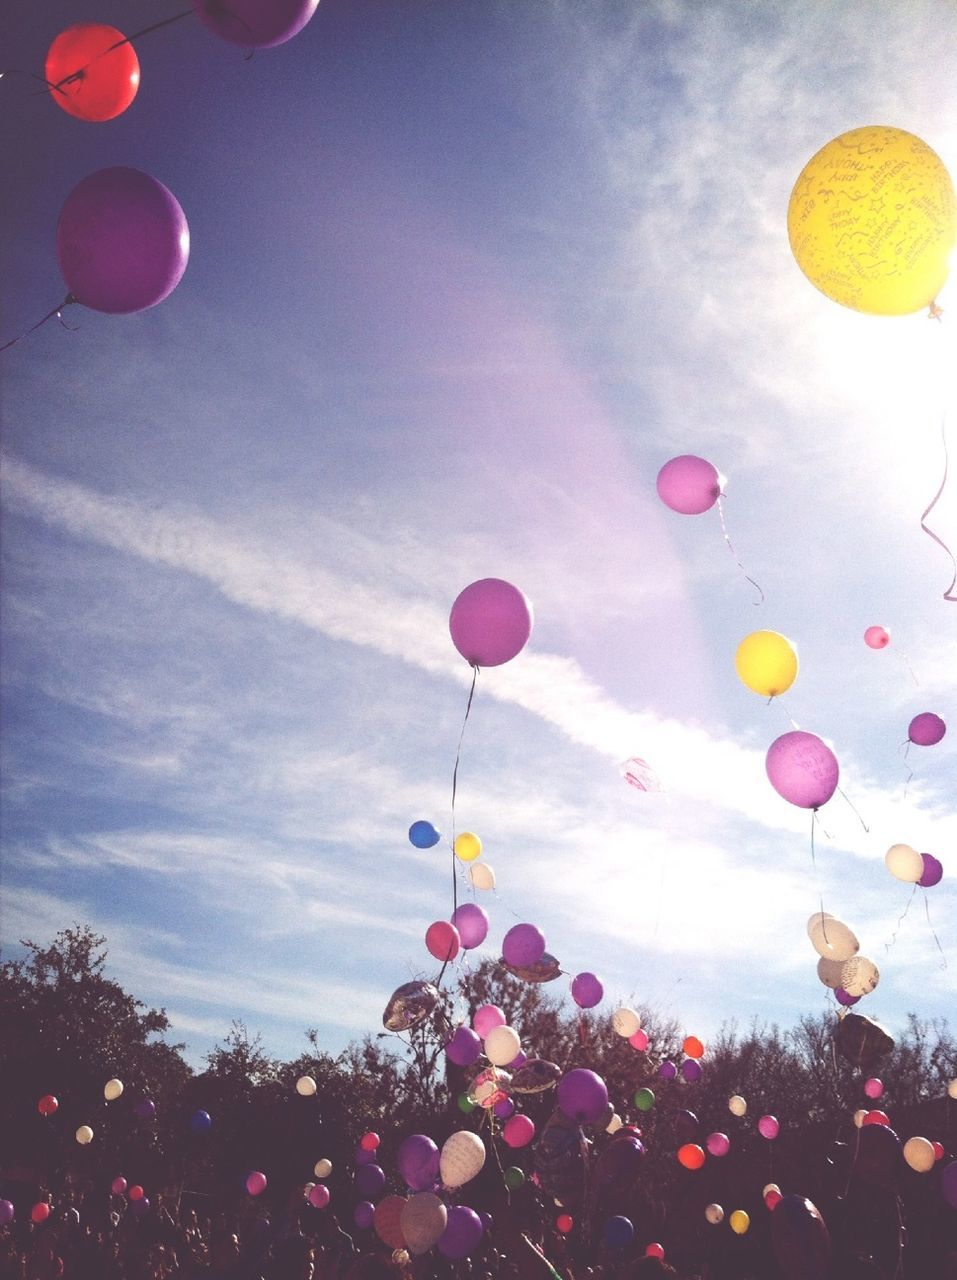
(191, 1110), (211, 1133)
(603, 1216), (634, 1249)
(409, 820), (441, 849)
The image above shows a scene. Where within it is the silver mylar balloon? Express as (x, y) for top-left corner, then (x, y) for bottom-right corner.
(502, 952), (562, 983)
(382, 981), (440, 1032)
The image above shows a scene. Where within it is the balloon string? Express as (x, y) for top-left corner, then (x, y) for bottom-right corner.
(919, 412), (957, 602)
(900, 740), (914, 800)
(836, 786), (869, 833)
(0, 294), (78, 354)
(521, 1235), (564, 1280)
(716, 495), (764, 604)
(884, 884), (917, 953)
(923, 891), (948, 970)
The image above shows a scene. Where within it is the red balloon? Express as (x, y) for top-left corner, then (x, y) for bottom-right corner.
(31, 1203), (51, 1224)
(863, 1110), (890, 1127)
(128, 1185), (145, 1201)
(645, 1242), (666, 1260)
(360, 1132), (380, 1152)
(677, 1143), (705, 1170)
(45, 25), (140, 122)
(37, 1094), (58, 1116)
(556, 1214), (573, 1234)
(425, 921), (460, 962)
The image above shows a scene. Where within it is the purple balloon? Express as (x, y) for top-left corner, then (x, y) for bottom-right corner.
(354, 1201), (375, 1230)
(908, 712), (946, 746)
(502, 923), (546, 968)
(134, 1098), (156, 1121)
(557, 1068), (608, 1125)
(451, 903), (489, 950)
(438, 1205), (484, 1259)
(493, 1097), (515, 1119)
(190, 0), (320, 48)
(355, 1164), (385, 1198)
(508, 1051), (528, 1071)
(918, 853), (943, 888)
(571, 972), (604, 1009)
(835, 988), (861, 1007)
(942, 1160), (957, 1209)
(656, 455), (725, 515)
(446, 1024), (482, 1067)
(766, 731), (839, 810)
(355, 1146), (375, 1166)
(449, 579), (533, 668)
(397, 1135), (440, 1191)
(681, 1058), (703, 1083)
(57, 168), (189, 315)
(131, 1197), (151, 1217)
(659, 1060), (677, 1081)
(0, 1201), (14, 1226)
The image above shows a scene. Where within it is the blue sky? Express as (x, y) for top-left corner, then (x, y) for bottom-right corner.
(2, 0), (955, 1071)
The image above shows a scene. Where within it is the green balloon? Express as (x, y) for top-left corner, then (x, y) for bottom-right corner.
(504, 1166), (525, 1190)
(634, 1087), (655, 1112)
(458, 1093), (477, 1114)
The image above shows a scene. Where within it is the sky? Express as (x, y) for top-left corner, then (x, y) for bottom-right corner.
(1, 0), (955, 1074)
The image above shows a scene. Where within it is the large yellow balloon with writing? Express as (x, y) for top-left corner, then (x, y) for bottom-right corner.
(788, 126), (957, 315)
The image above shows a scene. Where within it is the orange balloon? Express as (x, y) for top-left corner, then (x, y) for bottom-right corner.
(373, 1195), (408, 1250)
(45, 24), (140, 122)
(682, 1035), (704, 1059)
(677, 1143), (706, 1170)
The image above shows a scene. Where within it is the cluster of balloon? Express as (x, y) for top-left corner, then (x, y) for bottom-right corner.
(885, 842), (944, 889)
(45, 24), (140, 120)
(807, 911), (879, 1005)
(771, 1195), (831, 1280)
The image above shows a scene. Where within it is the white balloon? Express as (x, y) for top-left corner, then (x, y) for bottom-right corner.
(903, 1136), (935, 1173)
(75, 1125), (94, 1145)
(728, 1095), (747, 1117)
(853, 1109), (867, 1128)
(612, 1007), (640, 1037)
(816, 957), (845, 990)
(884, 843), (923, 883)
(806, 911), (833, 939)
(949, 1078), (957, 1100)
(400, 1192), (448, 1255)
(104, 1079), (124, 1101)
(296, 1075), (317, 1097)
(484, 1025), (520, 1066)
(439, 1130), (486, 1188)
(705, 1204), (724, 1225)
(314, 1159), (332, 1179)
(605, 1113), (623, 1135)
(808, 915), (859, 962)
(469, 863), (495, 890)
(841, 955), (879, 997)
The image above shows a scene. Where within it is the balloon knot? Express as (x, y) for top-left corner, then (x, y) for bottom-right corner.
(927, 301), (943, 322)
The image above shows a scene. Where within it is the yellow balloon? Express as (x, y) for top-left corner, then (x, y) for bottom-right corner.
(903, 1136), (935, 1173)
(729, 1209), (750, 1235)
(734, 630), (798, 697)
(453, 832), (482, 862)
(104, 1078), (124, 1101)
(788, 125), (957, 316)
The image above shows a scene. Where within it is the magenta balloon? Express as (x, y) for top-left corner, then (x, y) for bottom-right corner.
(659, 1060), (677, 1081)
(308, 1184), (330, 1209)
(571, 972), (604, 1009)
(706, 1132), (730, 1157)
(502, 1115), (535, 1148)
(765, 731), (839, 810)
(918, 853), (943, 888)
(908, 712), (946, 746)
(446, 1025), (482, 1067)
(448, 578), (533, 668)
(502, 923), (546, 968)
(835, 988), (861, 1007)
(656, 455), (725, 515)
(758, 1115), (780, 1140)
(450, 903), (488, 949)
(864, 626), (890, 649)
(438, 1205), (484, 1259)
(473, 1005), (506, 1038)
(190, 0), (320, 48)
(397, 1135), (440, 1191)
(557, 1068), (608, 1125)
(0, 1201), (14, 1226)
(57, 168), (189, 314)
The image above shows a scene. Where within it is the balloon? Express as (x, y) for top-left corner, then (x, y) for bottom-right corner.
(835, 988), (860, 1007)
(503, 1165), (525, 1189)
(31, 1203), (51, 1224)
(919, 854), (943, 887)
(932, 1141), (945, 1161)
(457, 1093), (476, 1113)
(485, 1025), (521, 1067)
(354, 1201), (375, 1230)
(408, 820), (440, 848)
(659, 1060), (677, 1081)
(511, 1058), (562, 1094)
(502, 923), (546, 968)
(808, 914), (859, 962)
(863, 1109), (888, 1125)
(503, 1115), (535, 1148)
(355, 1164), (385, 1198)
(656, 454), (725, 514)
(817, 957), (845, 990)
(855, 1123), (902, 1189)
(903, 1137), (935, 1173)
(446, 1025), (482, 1068)
(612, 1006), (641, 1036)
(246, 1171), (267, 1196)
(675, 1109), (699, 1140)
(453, 832), (482, 862)
(706, 1132), (730, 1157)
(38, 1094), (58, 1116)
(401, 1193), (447, 1255)
(603, 1216), (634, 1248)
(104, 1078), (124, 1101)
(840, 956), (879, 998)
(683, 1035), (704, 1059)
(705, 1204), (724, 1225)
(449, 578), (533, 667)
(677, 1143), (705, 1170)
(864, 626), (890, 649)
(397, 1135), (440, 1191)
(864, 1078), (883, 1099)
(361, 1132), (380, 1152)
(681, 1058), (703, 1083)
(374, 1195), (408, 1250)
(440, 1131), (486, 1188)
(534, 1110), (586, 1207)
(908, 712), (946, 746)
(729, 1209), (750, 1235)
(383, 980), (439, 1032)
(634, 1087), (655, 1112)
(296, 1075), (317, 1097)
(605, 1113), (623, 1134)
(45, 24), (140, 122)
(758, 1115), (780, 1140)
(853, 1110), (867, 1128)
(75, 1125), (94, 1145)
(571, 972), (604, 1008)
(594, 1135), (645, 1185)
(135, 1098), (155, 1121)
(450, 903), (488, 948)
(646, 1244), (666, 1260)
(942, 1161), (957, 1209)
(308, 1184), (330, 1209)
(620, 755), (662, 792)
(425, 921), (460, 962)
(949, 1079), (957, 1100)
(314, 1158), (332, 1178)
(57, 168), (189, 314)
(128, 1185), (144, 1201)
(885, 843), (924, 882)
(190, 0), (320, 48)
(469, 862), (495, 890)
(787, 125), (957, 315)
(438, 1205), (484, 1259)
(629, 1028), (649, 1051)
(556, 1213), (574, 1233)
(474, 1005), (507, 1038)
(504, 952), (562, 983)
(764, 1183), (783, 1210)
(557, 1069), (608, 1126)
(771, 1195), (831, 1280)
(0, 1202), (13, 1226)
(728, 1094), (747, 1117)
(111, 1177), (127, 1195)
(766, 731), (839, 809)
(469, 1066), (511, 1109)
(736, 628), (800, 699)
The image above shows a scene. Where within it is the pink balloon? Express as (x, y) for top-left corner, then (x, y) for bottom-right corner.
(863, 1078), (883, 1100)
(111, 1177), (127, 1196)
(629, 1028), (649, 1051)
(449, 579), (532, 668)
(706, 1132), (730, 1157)
(474, 1005), (506, 1039)
(908, 712), (946, 746)
(425, 921), (460, 962)
(758, 1115), (780, 1140)
(245, 1171), (267, 1196)
(57, 168), (189, 314)
(656, 455), (725, 515)
(502, 1115), (535, 1148)
(308, 1184), (330, 1209)
(864, 626), (890, 649)
(450, 903), (488, 950)
(190, 0), (320, 48)
(765, 731), (839, 810)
